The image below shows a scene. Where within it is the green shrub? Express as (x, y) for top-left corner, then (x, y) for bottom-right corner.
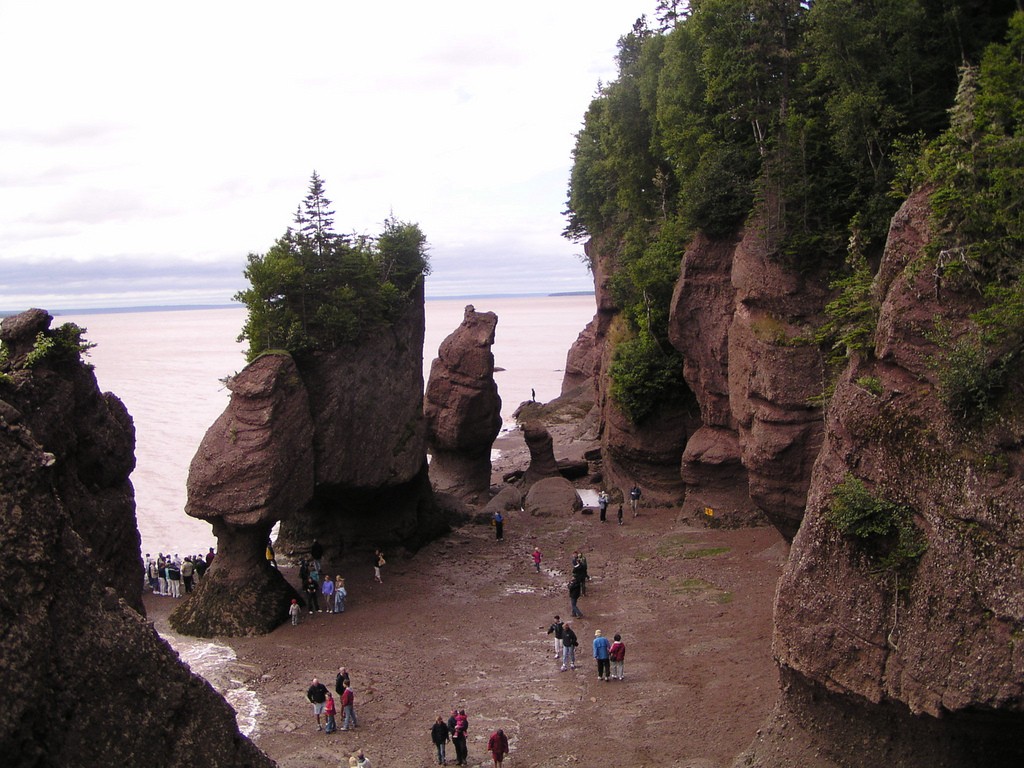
(23, 323), (96, 369)
(608, 332), (691, 424)
(825, 473), (927, 573)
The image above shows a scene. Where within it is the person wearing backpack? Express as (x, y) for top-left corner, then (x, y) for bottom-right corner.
(609, 633), (627, 680)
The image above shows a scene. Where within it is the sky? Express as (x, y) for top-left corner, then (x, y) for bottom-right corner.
(0, 1), (655, 312)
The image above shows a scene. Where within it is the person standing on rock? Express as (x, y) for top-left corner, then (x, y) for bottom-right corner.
(430, 715), (451, 765)
(374, 549), (385, 583)
(561, 622), (578, 671)
(493, 510), (504, 540)
(306, 677), (329, 731)
(487, 728), (510, 767)
(531, 547), (542, 573)
(593, 629), (611, 681)
(609, 633), (626, 680)
(547, 614), (564, 659)
(568, 577), (583, 618)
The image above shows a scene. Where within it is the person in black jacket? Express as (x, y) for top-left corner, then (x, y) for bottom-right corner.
(306, 677), (329, 731)
(430, 715), (451, 765)
(560, 622), (578, 671)
(568, 578), (583, 618)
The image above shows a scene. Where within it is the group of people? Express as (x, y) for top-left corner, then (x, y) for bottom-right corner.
(294, 545), (349, 616)
(144, 548), (216, 597)
(595, 484), (642, 524)
(547, 615), (627, 680)
(305, 666), (358, 735)
(429, 709), (509, 767)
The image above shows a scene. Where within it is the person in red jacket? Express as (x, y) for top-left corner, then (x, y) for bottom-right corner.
(609, 633), (626, 680)
(487, 728), (509, 766)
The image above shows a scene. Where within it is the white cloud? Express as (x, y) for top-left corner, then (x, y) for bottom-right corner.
(0, 0), (650, 310)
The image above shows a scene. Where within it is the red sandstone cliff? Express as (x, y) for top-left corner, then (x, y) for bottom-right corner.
(0, 309), (273, 767)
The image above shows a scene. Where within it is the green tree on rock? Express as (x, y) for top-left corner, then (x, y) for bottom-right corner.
(235, 173), (430, 362)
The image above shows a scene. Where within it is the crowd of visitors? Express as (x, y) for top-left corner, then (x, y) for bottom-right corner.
(144, 548), (215, 597)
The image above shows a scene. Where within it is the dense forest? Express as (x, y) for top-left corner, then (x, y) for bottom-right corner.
(234, 172), (430, 362)
(564, 0), (1023, 424)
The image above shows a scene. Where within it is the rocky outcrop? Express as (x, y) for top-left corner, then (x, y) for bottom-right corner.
(561, 317), (601, 397)
(522, 422), (561, 486)
(424, 306), (502, 499)
(173, 353), (313, 636)
(0, 309), (141, 612)
(725, 217), (827, 538)
(524, 476), (583, 516)
(753, 189), (1024, 764)
(274, 284), (444, 561)
(0, 311), (272, 767)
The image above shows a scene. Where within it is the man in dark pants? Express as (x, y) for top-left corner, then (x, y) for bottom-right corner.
(569, 577), (583, 618)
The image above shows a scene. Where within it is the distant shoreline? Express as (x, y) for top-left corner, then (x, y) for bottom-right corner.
(3, 292), (595, 317)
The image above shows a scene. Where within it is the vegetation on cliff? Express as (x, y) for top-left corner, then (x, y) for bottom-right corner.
(235, 172), (431, 362)
(563, 0), (1019, 422)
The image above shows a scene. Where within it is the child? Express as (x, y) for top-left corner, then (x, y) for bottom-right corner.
(324, 691), (337, 734)
(288, 598), (301, 626)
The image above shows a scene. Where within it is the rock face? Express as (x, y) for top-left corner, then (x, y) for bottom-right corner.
(172, 353), (313, 636)
(271, 285), (443, 568)
(0, 310), (142, 612)
(750, 189), (1024, 764)
(0, 310), (272, 767)
(424, 306), (502, 499)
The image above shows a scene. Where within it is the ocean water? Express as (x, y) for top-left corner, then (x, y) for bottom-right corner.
(59, 294), (595, 560)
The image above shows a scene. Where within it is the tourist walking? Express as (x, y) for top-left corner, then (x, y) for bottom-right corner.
(561, 622), (578, 671)
(430, 715), (451, 765)
(493, 510), (504, 540)
(617, 504), (624, 526)
(568, 578), (583, 618)
(547, 614), (565, 659)
(598, 491), (609, 522)
(306, 677), (329, 731)
(374, 548), (385, 583)
(609, 633), (626, 680)
(452, 709), (469, 765)
(487, 728), (510, 766)
(334, 577), (347, 612)
(531, 547), (542, 573)
(288, 598), (301, 626)
(593, 629), (611, 681)
(630, 484), (642, 516)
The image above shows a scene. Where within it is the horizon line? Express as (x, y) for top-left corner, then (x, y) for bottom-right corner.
(2, 291), (595, 318)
